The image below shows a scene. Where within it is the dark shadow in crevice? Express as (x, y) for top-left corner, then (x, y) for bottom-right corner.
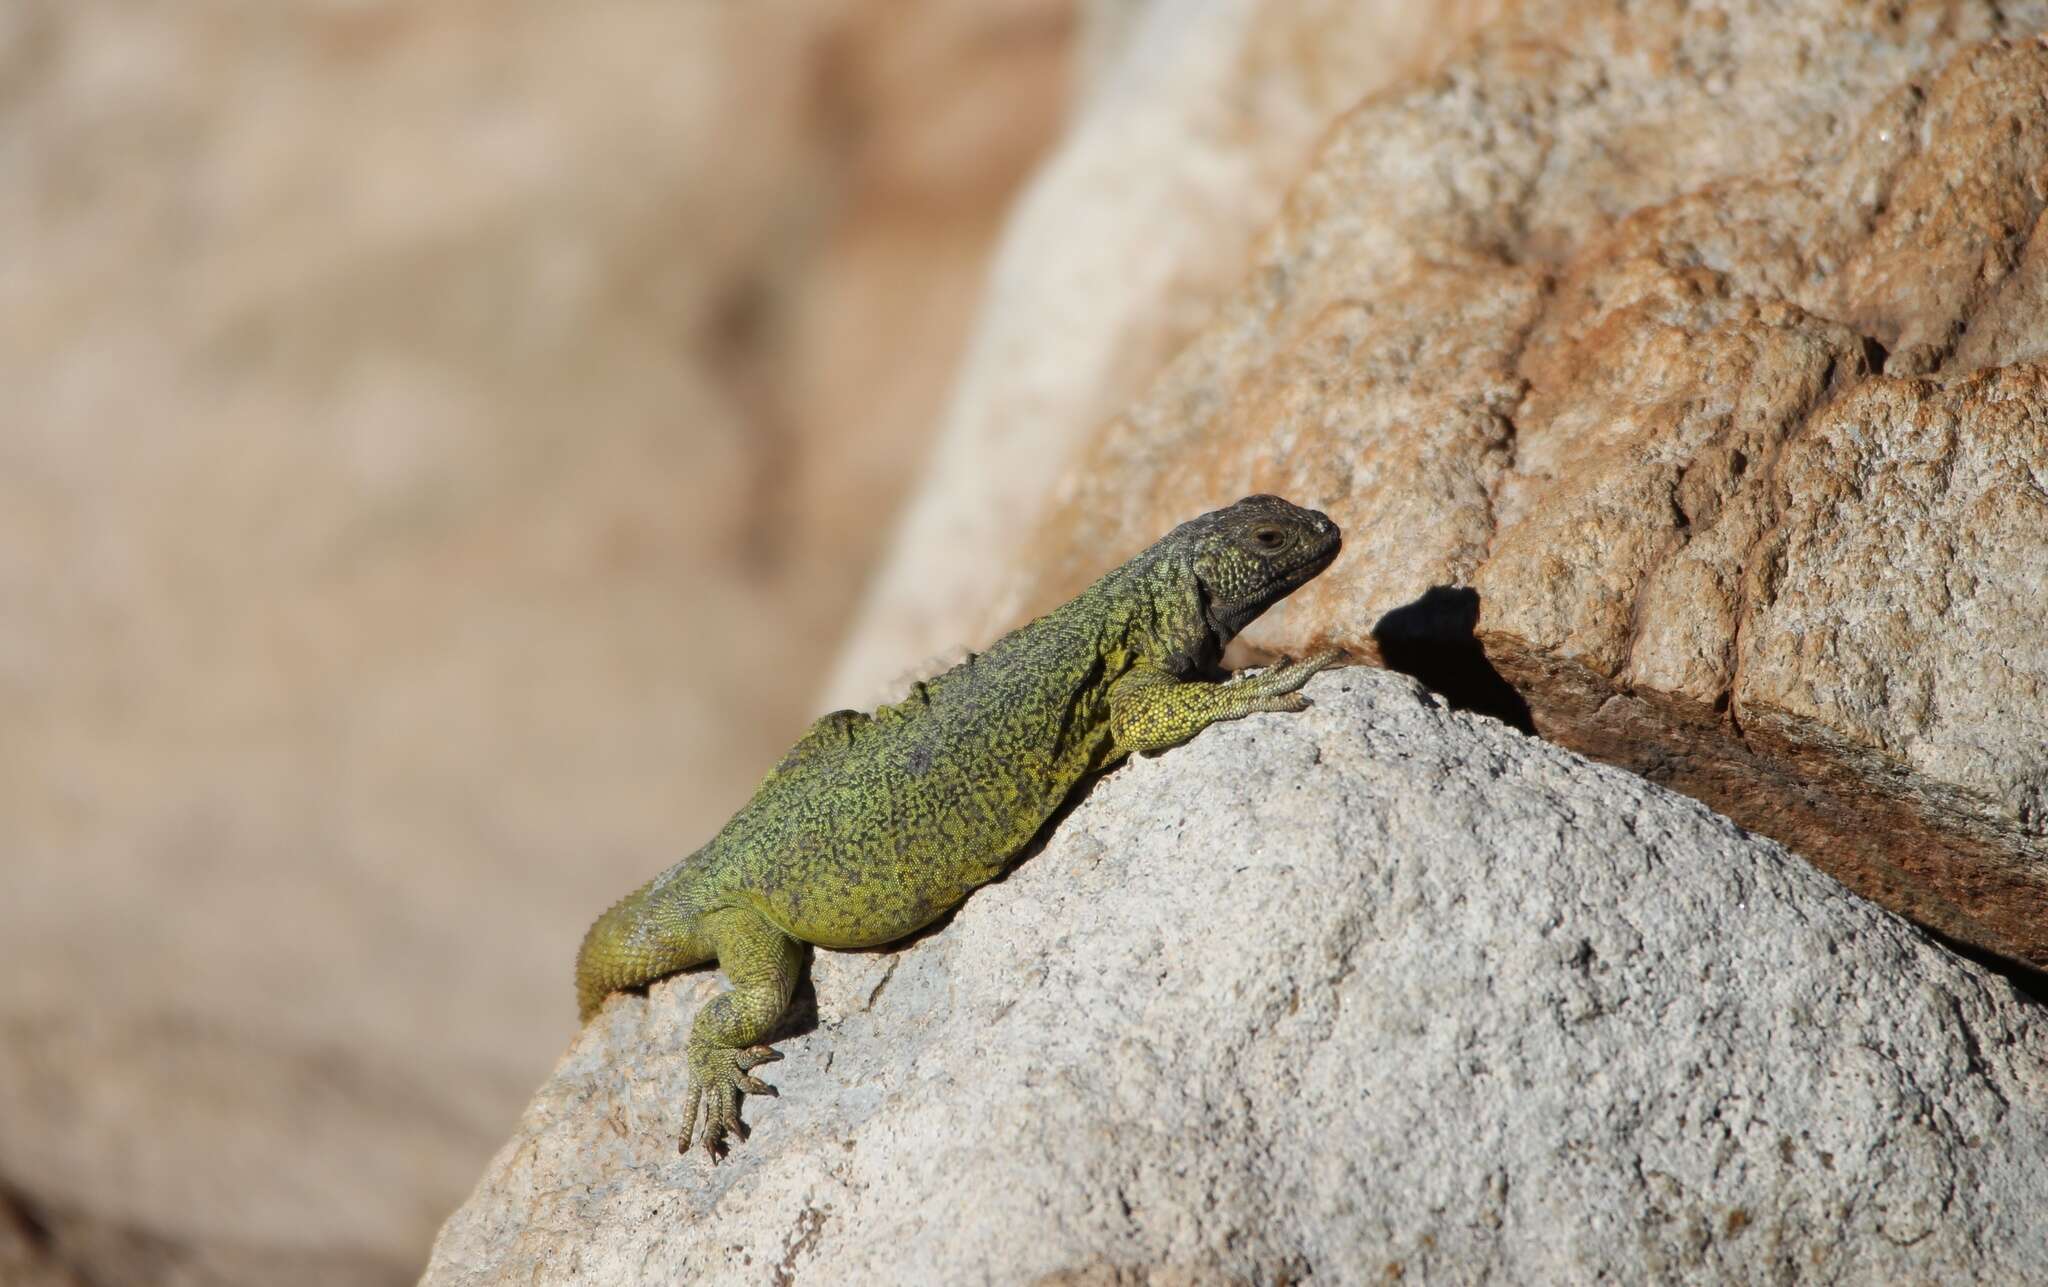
(1373, 585), (1536, 735)
(1924, 928), (2048, 1010)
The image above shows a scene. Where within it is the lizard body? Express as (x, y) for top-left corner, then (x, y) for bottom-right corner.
(575, 494), (1342, 1158)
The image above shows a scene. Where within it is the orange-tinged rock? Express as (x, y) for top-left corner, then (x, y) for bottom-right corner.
(982, 8), (2048, 965)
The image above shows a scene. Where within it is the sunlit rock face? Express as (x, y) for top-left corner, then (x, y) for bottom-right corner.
(984, 3), (2048, 968)
(423, 673), (2048, 1284)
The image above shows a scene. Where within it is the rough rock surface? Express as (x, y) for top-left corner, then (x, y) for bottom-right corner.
(0, 2), (1068, 1283)
(943, 4), (2048, 966)
(824, 0), (1509, 708)
(422, 672), (2048, 1285)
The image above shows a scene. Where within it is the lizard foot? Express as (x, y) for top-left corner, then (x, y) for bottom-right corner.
(1229, 649), (1346, 701)
(681, 1043), (783, 1162)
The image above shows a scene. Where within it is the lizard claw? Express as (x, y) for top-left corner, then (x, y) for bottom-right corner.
(735, 1044), (781, 1096)
(681, 1041), (783, 1162)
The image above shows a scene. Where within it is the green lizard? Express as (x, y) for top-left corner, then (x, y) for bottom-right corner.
(575, 494), (1343, 1159)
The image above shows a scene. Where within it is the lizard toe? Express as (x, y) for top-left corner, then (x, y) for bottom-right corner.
(1253, 692), (1311, 714)
(678, 1083), (705, 1155)
(714, 1088), (746, 1140)
(698, 1087), (738, 1162)
(684, 1041), (778, 1163)
(736, 1044), (783, 1070)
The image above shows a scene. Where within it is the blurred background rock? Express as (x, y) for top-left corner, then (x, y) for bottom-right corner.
(0, 2), (1073, 1282)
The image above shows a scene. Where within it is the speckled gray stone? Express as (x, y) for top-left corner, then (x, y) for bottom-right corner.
(421, 671), (2048, 1285)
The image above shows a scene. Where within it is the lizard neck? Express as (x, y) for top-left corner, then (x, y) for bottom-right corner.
(1078, 549), (1219, 681)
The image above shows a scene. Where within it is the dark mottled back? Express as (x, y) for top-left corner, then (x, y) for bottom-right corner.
(665, 495), (1340, 947)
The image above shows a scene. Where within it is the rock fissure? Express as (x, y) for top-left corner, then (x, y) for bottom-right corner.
(1478, 280), (1552, 571)
(1716, 353), (1828, 735)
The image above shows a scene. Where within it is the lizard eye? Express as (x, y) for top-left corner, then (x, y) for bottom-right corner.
(1252, 526), (1288, 551)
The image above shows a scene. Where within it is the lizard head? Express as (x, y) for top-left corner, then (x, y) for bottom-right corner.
(1182, 494), (1342, 646)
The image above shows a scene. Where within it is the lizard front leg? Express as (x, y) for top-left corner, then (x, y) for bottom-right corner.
(1108, 650), (1343, 758)
(683, 907), (806, 1160)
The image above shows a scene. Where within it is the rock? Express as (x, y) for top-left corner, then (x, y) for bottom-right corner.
(421, 672), (2048, 1284)
(0, 1), (1069, 1281)
(927, 4), (2048, 965)
(823, 0), (1511, 708)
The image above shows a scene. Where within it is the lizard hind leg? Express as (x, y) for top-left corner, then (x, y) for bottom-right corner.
(574, 876), (715, 1021)
(683, 908), (807, 1161)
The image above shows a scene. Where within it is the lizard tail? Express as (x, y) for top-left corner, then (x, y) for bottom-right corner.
(574, 864), (713, 1022)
